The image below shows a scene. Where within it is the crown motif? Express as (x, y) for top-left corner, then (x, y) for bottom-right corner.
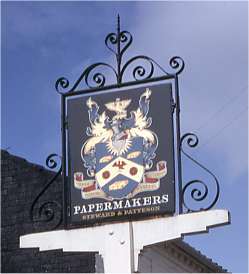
(105, 98), (131, 120)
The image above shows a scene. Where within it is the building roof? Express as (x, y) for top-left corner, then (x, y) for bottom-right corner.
(170, 239), (227, 272)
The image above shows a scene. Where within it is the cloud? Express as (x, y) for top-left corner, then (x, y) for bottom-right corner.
(3, 2), (103, 47)
(123, 1), (248, 183)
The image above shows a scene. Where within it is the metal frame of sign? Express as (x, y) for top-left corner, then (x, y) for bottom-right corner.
(30, 16), (220, 230)
(67, 83), (175, 226)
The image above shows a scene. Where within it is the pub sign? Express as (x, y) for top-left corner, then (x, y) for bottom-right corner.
(67, 83), (175, 226)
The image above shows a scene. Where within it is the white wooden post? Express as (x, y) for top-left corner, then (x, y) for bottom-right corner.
(20, 209), (230, 273)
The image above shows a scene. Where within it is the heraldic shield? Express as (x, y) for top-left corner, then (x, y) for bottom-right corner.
(95, 137), (144, 199)
(73, 88), (168, 201)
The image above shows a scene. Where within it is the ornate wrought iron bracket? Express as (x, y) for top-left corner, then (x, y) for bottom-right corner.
(180, 133), (220, 212)
(55, 15), (184, 95)
(30, 154), (63, 230)
(30, 15), (220, 228)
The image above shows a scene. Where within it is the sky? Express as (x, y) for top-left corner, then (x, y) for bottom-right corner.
(1, 1), (248, 272)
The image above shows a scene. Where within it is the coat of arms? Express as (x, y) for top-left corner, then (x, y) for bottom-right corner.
(74, 88), (167, 200)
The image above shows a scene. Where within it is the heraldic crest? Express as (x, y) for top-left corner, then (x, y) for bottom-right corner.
(74, 88), (167, 200)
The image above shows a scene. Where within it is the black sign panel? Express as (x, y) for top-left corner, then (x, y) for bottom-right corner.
(67, 83), (175, 226)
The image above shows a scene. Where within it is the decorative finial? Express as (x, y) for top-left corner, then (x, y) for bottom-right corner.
(117, 14), (120, 34)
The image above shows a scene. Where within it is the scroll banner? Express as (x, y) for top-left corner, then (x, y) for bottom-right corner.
(74, 161), (167, 200)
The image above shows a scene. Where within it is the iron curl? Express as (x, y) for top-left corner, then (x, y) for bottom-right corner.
(92, 72), (106, 88)
(38, 201), (62, 223)
(182, 180), (209, 212)
(84, 62), (118, 89)
(133, 63), (154, 81)
(119, 31), (133, 55)
(55, 77), (71, 94)
(121, 55), (155, 82)
(181, 132), (198, 149)
(169, 56), (185, 75)
(105, 32), (118, 54)
(46, 153), (60, 169)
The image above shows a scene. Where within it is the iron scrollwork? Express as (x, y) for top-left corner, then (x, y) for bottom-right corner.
(180, 133), (220, 212)
(30, 154), (62, 229)
(55, 15), (185, 94)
